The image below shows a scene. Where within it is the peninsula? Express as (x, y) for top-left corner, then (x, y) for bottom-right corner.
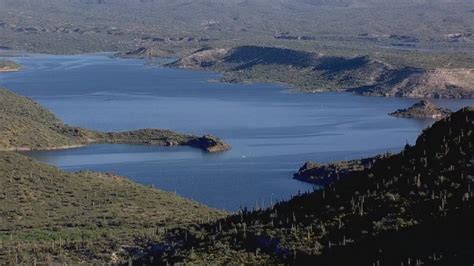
(171, 46), (474, 99)
(389, 100), (452, 119)
(0, 88), (231, 152)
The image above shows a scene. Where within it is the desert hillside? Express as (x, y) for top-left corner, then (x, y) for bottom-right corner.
(138, 106), (474, 264)
(0, 151), (225, 264)
(174, 46), (474, 98)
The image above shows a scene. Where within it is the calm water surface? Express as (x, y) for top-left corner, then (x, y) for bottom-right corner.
(1, 54), (473, 211)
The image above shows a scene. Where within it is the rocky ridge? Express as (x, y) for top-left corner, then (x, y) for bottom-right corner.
(389, 100), (452, 119)
(293, 156), (383, 185)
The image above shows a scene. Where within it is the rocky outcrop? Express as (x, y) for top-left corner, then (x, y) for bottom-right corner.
(294, 156), (382, 185)
(389, 100), (452, 119)
(0, 60), (20, 72)
(186, 135), (231, 153)
(170, 47), (230, 68)
(93, 129), (231, 153)
(274, 33), (317, 41)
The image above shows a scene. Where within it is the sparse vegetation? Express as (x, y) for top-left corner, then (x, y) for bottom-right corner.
(1, 1), (473, 99)
(0, 151), (225, 264)
(389, 100), (452, 119)
(173, 46), (474, 98)
(1, 1), (473, 263)
(1, 0), (473, 68)
(0, 87), (230, 263)
(0, 88), (230, 152)
(134, 106), (474, 264)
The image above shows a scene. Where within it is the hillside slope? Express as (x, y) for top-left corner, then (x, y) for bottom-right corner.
(173, 46), (474, 98)
(0, 88), (230, 152)
(352, 68), (474, 98)
(0, 88), (82, 150)
(143, 106), (474, 264)
(0, 151), (225, 264)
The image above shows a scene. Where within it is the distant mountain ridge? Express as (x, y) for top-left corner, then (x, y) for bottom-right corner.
(69, 0), (474, 6)
(1, 0), (473, 62)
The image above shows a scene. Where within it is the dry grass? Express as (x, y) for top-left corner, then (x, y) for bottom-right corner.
(0, 151), (226, 264)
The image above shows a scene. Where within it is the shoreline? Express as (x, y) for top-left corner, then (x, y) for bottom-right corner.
(3, 50), (473, 100)
(0, 135), (231, 154)
(0, 67), (21, 72)
(1, 144), (86, 152)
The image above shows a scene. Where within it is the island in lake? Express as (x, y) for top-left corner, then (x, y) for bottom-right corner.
(0, 60), (21, 72)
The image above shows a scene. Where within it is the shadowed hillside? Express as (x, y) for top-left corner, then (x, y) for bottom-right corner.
(138, 106), (474, 264)
(223, 46), (318, 69)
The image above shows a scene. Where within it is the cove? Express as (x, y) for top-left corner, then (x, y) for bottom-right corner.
(1, 53), (473, 211)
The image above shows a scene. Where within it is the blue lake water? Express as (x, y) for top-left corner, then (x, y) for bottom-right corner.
(1, 53), (473, 211)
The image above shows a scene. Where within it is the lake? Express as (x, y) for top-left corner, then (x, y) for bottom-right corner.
(1, 53), (473, 211)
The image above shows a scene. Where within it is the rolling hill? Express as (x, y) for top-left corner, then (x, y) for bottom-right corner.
(173, 46), (474, 98)
(0, 151), (225, 264)
(0, 0), (473, 67)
